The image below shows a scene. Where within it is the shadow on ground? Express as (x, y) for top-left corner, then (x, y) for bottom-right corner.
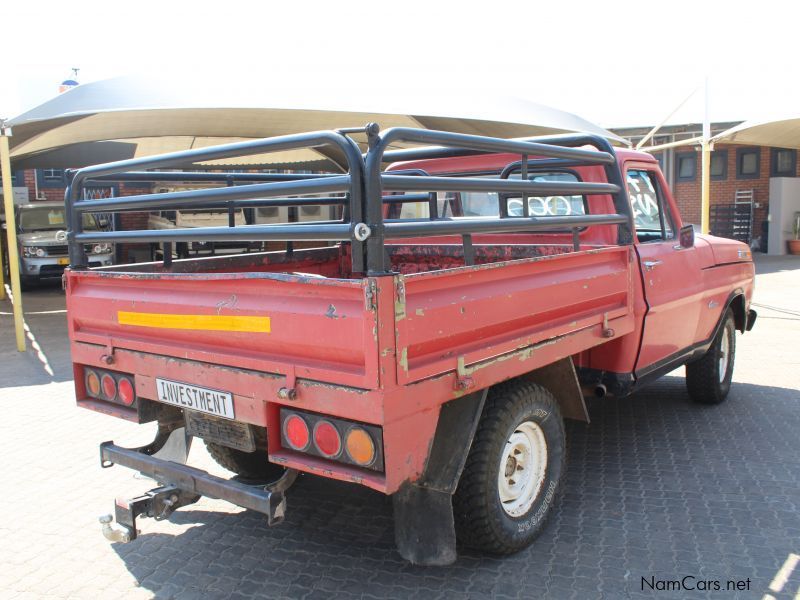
(112, 376), (800, 600)
(0, 281), (72, 387)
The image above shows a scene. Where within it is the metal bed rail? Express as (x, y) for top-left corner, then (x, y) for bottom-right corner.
(65, 125), (632, 275)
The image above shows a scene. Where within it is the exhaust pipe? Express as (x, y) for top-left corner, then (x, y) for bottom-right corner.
(594, 384), (607, 398)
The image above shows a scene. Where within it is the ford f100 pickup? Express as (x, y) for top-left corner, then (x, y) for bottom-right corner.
(62, 125), (755, 565)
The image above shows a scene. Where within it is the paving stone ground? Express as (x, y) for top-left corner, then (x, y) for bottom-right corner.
(0, 255), (798, 599)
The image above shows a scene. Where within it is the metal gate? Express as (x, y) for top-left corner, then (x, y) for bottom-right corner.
(710, 190), (754, 244)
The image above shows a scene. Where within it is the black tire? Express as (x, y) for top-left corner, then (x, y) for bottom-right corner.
(453, 380), (566, 555)
(686, 309), (736, 405)
(205, 441), (286, 481)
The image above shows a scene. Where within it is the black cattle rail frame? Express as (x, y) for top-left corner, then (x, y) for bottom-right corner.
(64, 124), (633, 275)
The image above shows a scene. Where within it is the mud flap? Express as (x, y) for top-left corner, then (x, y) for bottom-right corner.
(392, 389), (488, 565)
(152, 426), (193, 464)
(393, 485), (456, 566)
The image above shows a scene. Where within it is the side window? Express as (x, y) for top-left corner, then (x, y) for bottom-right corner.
(627, 169), (674, 243)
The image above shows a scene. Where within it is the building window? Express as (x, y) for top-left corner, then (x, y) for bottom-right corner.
(770, 148), (797, 176)
(37, 168), (66, 188)
(675, 152), (696, 181)
(736, 147), (761, 179)
(710, 150), (728, 180)
(0, 169), (22, 186)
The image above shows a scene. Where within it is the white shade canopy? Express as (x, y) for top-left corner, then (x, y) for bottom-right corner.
(712, 114), (800, 149)
(6, 74), (627, 171)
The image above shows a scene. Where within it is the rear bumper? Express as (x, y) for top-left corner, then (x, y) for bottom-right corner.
(100, 441), (287, 523)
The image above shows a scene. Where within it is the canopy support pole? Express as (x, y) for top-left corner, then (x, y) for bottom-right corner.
(1, 126), (26, 351)
(700, 140), (711, 234)
(700, 77), (711, 235)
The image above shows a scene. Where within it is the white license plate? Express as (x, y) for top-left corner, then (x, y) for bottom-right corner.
(155, 378), (235, 419)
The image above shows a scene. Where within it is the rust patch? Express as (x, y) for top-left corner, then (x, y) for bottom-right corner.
(399, 347), (409, 372)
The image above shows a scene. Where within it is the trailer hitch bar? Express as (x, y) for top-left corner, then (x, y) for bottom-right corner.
(98, 441), (298, 543)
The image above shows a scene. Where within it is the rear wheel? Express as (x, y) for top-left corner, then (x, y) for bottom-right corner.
(686, 309), (736, 404)
(453, 381), (566, 555)
(205, 439), (285, 481)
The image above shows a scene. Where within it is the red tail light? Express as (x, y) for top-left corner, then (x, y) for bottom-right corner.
(117, 377), (135, 406)
(279, 408), (384, 472)
(313, 420), (342, 458)
(101, 374), (117, 400)
(283, 414), (310, 451)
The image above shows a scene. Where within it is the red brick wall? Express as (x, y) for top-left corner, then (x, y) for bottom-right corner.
(671, 144), (798, 243)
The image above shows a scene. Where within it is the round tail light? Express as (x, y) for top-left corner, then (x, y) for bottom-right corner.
(101, 374), (117, 401)
(283, 414), (310, 451)
(345, 427), (376, 466)
(313, 420), (342, 458)
(117, 377), (135, 406)
(85, 370), (101, 397)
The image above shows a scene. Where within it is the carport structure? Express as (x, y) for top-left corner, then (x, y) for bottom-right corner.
(639, 110), (800, 251)
(0, 74), (626, 350)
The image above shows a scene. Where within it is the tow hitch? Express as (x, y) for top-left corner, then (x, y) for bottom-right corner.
(97, 440), (298, 543)
(100, 485), (199, 543)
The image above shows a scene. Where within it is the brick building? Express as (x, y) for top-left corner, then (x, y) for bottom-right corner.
(614, 122), (798, 250)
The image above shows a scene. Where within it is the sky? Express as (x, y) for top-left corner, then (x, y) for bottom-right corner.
(1, 0), (797, 129)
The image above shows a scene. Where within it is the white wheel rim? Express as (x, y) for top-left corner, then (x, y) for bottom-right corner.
(498, 420), (547, 517)
(718, 325), (731, 382)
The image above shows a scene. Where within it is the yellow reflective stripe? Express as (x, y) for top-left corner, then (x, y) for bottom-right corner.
(117, 311), (270, 333)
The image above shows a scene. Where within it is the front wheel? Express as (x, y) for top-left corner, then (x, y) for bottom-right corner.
(686, 309), (736, 404)
(453, 381), (566, 555)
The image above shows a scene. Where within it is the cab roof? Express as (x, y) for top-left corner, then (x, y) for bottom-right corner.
(388, 147), (656, 175)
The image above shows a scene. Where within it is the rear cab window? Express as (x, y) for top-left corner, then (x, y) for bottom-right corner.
(397, 170), (586, 222)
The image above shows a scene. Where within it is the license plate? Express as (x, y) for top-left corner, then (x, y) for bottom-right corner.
(155, 378), (235, 419)
(58, 258), (69, 265)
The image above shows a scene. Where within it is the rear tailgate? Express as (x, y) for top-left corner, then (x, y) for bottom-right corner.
(65, 270), (379, 389)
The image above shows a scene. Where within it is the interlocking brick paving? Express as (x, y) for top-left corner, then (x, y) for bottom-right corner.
(1, 255), (797, 599)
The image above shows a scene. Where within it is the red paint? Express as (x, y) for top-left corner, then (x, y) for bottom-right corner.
(66, 146), (755, 496)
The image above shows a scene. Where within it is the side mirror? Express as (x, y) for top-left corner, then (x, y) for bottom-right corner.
(679, 224), (695, 248)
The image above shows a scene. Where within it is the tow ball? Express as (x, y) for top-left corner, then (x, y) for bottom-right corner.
(99, 485), (200, 543)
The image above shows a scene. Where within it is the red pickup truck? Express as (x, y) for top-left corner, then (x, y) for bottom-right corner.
(64, 126), (756, 565)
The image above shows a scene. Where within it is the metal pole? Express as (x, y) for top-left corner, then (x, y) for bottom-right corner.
(0, 127), (26, 351)
(635, 87), (698, 150)
(700, 78), (711, 235)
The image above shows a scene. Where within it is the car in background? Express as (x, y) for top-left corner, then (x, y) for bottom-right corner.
(14, 202), (113, 287)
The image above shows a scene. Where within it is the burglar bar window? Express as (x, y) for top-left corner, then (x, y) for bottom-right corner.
(37, 168), (66, 188)
(770, 148), (797, 176)
(675, 152), (696, 182)
(710, 150), (728, 180)
(736, 148), (761, 179)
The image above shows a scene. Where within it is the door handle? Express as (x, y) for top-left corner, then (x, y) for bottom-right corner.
(643, 260), (662, 271)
